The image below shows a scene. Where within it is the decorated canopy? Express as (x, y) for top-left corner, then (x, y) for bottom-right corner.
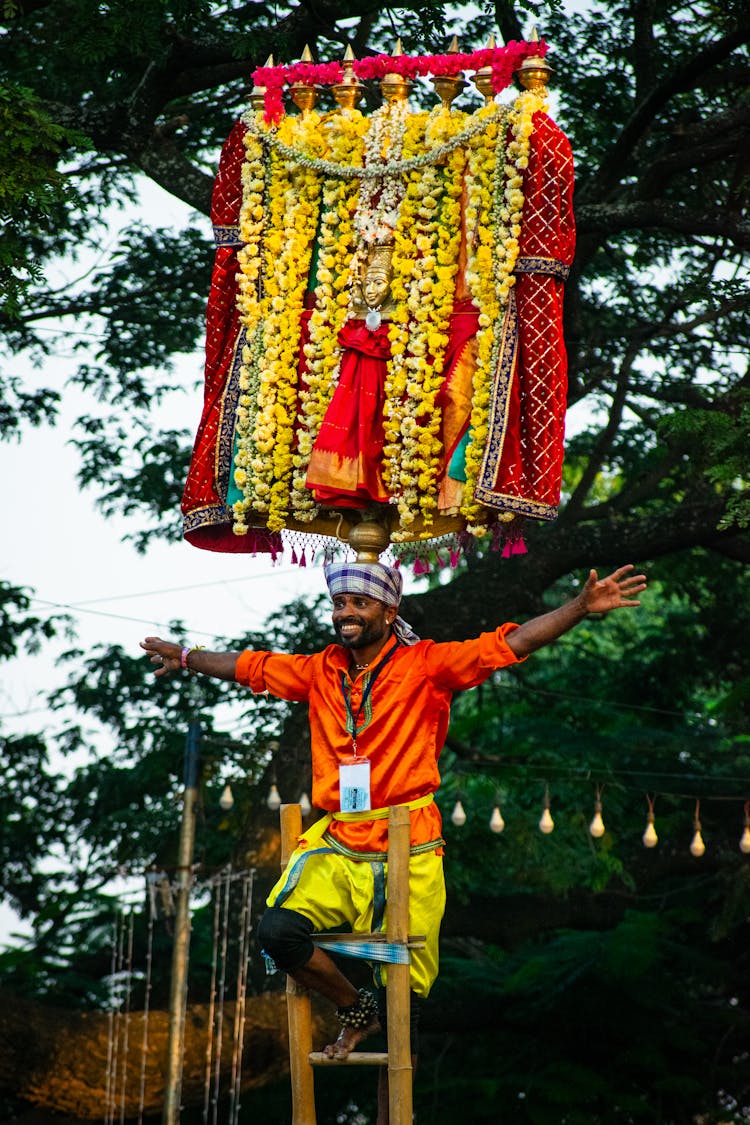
(181, 39), (575, 562)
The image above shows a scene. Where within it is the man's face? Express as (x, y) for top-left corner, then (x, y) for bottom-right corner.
(331, 592), (395, 652)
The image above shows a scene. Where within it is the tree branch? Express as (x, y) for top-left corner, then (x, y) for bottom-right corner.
(407, 497), (741, 643)
(578, 22), (750, 204)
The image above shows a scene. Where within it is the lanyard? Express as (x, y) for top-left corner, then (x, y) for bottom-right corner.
(339, 640), (399, 756)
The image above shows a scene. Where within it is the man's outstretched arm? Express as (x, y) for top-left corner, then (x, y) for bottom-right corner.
(505, 565), (647, 660)
(140, 636), (240, 681)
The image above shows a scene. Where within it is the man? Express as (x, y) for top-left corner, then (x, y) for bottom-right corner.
(141, 560), (646, 1112)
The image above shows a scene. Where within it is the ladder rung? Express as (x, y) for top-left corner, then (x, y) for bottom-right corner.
(309, 1051), (389, 1067)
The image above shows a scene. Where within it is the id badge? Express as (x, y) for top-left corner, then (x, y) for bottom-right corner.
(339, 756), (371, 812)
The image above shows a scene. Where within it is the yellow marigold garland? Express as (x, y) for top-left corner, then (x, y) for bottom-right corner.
(233, 113), (324, 533)
(385, 107), (467, 536)
(290, 109), (368, 520)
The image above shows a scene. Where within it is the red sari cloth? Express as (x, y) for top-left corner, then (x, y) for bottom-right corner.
(305, 320), (392, 507)
(180, 120), (281, 554)
(474, 112), (576, 519)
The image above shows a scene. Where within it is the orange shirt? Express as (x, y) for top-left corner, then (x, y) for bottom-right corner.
(234, 625), (521, 855)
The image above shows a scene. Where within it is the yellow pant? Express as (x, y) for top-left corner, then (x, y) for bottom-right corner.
(266, 845), (446, 998)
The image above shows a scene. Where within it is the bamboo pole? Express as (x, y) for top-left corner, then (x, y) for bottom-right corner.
(280, 804), (317, 1125)
(386, 804), (413, 1125)
(162, 720), (201, 1125)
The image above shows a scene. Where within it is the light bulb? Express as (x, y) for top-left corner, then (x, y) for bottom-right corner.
(451, 800), (467, 827)
(589, 811), (605, 838)
(740, 826), (750, 854)
(489, 806), (505, 833)
(219, 784), (234, 811)
(299, 792), (312, 817)
(266, 783), (282, 811)
(642, 819), (658, 848)
(539, 806), (554, 834)
(690, 829), (706, 857)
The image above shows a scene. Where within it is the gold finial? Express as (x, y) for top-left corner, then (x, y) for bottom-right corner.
(332, 43), (363, 110)
(291, 44), (318, 116)
(431, 34), (465, 111)
(249, 53), (275, 112)
(473, 33), (497, 105)
(348, 519), (390, 563)
(516, 27), (553, 91)
(381, 39), (412, 103)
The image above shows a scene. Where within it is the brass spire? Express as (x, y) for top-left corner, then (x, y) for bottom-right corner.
(249, 53), (275, 112)
(473, 34), (496, 105)
(332, 43), (364, 110)
(290, 44), (318, 116)
(516, 26), (554, 90)
(431, 34), (466, 111)
(381, 38), (412, 103)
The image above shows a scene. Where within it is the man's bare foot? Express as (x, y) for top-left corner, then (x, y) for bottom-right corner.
(323, 1015), (381, 1060)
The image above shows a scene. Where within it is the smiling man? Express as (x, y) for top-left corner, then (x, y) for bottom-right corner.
(141, 558), (646, 1121)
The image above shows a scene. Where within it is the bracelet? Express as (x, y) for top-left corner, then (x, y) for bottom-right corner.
(180, 645), (205, 674)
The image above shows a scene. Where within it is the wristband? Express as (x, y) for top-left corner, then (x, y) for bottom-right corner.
(180, 645), (204, 673)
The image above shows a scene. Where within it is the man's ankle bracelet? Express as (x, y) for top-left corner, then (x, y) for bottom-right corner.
(337, 987), (378, 1030)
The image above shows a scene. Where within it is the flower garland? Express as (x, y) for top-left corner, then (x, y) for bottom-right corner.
(252, 41), (548, 123)
(254, 109), (497, 181)
(233, 113), (324, 534)
(233, 115), (269, 535)
(384, 107), (467, 535)
(460, 88), (547, 533)
(290, 109), (369, 520)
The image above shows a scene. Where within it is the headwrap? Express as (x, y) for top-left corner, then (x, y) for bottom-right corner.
(324, 562), (420, 646)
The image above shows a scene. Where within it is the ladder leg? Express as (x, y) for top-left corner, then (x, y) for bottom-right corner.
(280, 804), (317, 1125)
(386, 805), (413, 1125)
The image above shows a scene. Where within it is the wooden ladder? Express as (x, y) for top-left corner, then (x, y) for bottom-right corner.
(279, 802), (413, 1125)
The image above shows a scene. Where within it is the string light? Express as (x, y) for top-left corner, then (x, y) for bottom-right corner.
(589, 787), (605, 838)
(489, 806), (505, 833)
(740, 802), (750, 855)
(451, 800), (467, 827)
(539, 786), (554, 834)
(690, 800), (706, 857)
(266, 784), (282, 811)
(219, 784), (234, 811)
(643, 796), (658, 848)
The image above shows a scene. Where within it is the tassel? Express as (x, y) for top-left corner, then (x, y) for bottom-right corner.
(413, 557), (427, 576)
(511, 536), (527, 556)
(449, 548), (461, 568)
(291, 547), (298, 565)
(299, 549), (307, 567)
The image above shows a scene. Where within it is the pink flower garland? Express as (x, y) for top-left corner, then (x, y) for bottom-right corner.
(252, 40), (548, 123)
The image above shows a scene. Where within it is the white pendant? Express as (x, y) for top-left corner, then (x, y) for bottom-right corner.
(365, 307), (381, 331)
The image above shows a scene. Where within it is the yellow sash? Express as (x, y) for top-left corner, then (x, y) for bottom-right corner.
(298, 793), (434, 850)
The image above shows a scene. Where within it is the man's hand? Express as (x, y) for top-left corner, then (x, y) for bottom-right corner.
(578, 565), (647, 615)
(140, 637), (240, 682)
(506, 563), (648, 659)
(140, 636), (183, 676)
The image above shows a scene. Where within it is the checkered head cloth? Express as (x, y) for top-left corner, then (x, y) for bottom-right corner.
(324, 563), (420, 646)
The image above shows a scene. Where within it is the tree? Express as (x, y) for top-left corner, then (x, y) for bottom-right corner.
(1, 0), (750, 1121)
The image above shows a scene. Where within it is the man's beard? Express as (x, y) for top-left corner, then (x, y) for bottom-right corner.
(334, 618), (389, 651)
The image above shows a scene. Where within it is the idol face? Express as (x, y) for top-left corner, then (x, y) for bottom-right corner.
(362, 264), (391, 309)
(332, 593), (394, 651)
